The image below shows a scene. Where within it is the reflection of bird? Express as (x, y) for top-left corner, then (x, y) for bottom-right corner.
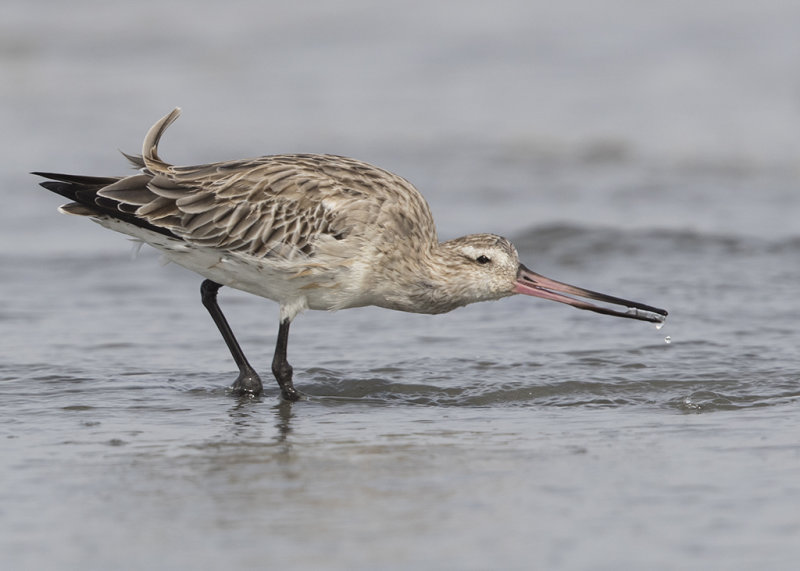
(35, 109), (667, 401)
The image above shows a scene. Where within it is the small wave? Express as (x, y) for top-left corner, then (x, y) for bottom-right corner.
(668, 384), (800, 413)
(10, 358), (793, 413)
(285, 363), (800, 412)
(512, 223), (798, 261)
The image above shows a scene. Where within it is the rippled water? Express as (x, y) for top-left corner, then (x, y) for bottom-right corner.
(3, 1), (800, 570)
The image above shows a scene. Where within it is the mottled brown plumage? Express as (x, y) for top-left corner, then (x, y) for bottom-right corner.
(35, 109), (667, 401)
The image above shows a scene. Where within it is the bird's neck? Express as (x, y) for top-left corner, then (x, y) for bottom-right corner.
(373, 242), (473, 315)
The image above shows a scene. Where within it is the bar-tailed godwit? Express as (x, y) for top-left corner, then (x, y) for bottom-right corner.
(35, 109), (667, 401)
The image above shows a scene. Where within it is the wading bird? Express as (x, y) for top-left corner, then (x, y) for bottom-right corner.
(35, 109), (667, 401)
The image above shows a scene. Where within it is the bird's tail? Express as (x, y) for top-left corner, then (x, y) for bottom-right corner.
(32, 171), (175, 237)
(32, 172), (120, 216)
(33, 108), (184, 238)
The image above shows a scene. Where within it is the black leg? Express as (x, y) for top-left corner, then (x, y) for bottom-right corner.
(272, 318), (301, 401)
(200, 279), (263, 396)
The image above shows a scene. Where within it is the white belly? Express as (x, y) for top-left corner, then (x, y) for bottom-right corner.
(94, 216), (371, 320)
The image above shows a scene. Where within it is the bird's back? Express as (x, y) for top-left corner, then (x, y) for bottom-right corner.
(137, 152), (439, 260)
(36, 109), (441, 314)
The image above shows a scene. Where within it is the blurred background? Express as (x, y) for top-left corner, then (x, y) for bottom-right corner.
(4, 0), (799, 252)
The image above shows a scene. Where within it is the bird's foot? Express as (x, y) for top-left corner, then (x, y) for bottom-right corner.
(231, 369), (264, 397)
(272, 357), (301, 402)
(280, 384), (302, 402)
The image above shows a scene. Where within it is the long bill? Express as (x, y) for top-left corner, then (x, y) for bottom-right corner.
(514, 264), (668, 323)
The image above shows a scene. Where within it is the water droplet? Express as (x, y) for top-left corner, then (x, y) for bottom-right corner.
(655, 322), (664, 330)
(664, 336), (671, 344)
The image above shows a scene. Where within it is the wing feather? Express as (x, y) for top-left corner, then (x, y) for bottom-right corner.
(42, 109), (440, 262)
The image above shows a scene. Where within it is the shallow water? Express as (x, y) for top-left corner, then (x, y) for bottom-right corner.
(3, 1), (800, 570)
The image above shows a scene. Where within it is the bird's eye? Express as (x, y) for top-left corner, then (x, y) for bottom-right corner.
(476, 255), (491, 265)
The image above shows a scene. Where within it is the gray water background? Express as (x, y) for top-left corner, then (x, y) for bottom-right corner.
(2, 1), (800, 569)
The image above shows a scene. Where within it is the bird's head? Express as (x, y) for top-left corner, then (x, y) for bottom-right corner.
(438, 233), (667, 322)
(437, 234), (522, 304)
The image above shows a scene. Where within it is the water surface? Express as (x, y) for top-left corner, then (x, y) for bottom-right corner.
(2, 1), (800, 569)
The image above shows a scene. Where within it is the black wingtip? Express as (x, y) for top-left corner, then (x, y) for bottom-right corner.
(34, 169), (180, 239)
(32, 171), (120, 186)
(37, 179), (79, 201)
